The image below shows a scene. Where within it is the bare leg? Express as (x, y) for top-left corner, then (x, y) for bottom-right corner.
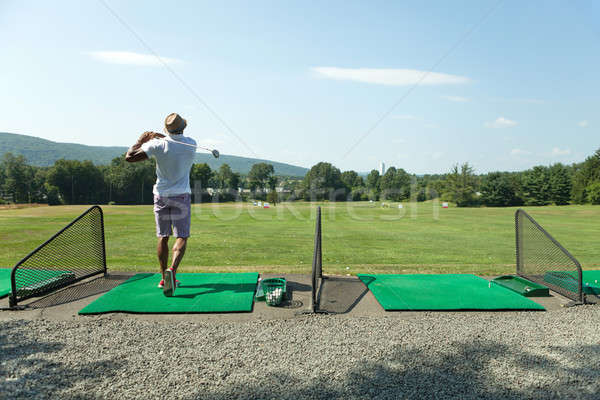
(157, 237), (170, 276)
(170, 237), (188, 272)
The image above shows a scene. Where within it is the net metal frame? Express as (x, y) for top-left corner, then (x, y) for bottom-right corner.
(9, 206), (107, 307)
(515, 209), (584, 304)
(307, 206), (326, 313)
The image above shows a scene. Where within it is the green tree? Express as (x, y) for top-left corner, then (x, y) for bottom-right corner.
(303, 162), (345, 201)
(365, 170), (381, 200)
(1, 153), (35, 203)
(190, 163), (213, 190)
(0, 162), (5, 193)
(104, 157), (155, 205)
(379, 167), (411, 201)
(341, 170), (365, 201)
(443, 163), (478, 207)
(47, 159), (106, 204)
(549, 163), (571, 205)
(341, 171), (363, 189)
(587, 181), (600, 205)
(31, 167), (50, 203)
(215, 164), (239, 190)
(571, 149), (600, 204)
(266, 190), (278, 205)
(480, 172), (521, 207)
(44, 183), (61, 205)
(248, 163), (275, 192)
(521, 166), (551, 206)
(422, 175), (445, 201)
(571, 163), (587, 204)
(212, 163), (240, 202)
(267, 175), (278, 191)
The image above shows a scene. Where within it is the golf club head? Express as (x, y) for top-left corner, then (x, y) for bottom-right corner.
(212, 149), (220, 158)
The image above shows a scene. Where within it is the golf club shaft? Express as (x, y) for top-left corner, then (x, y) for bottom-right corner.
(159, 138), (215, 153)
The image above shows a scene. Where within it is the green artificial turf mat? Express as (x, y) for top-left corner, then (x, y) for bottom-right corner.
(544, 270), (600, 295)
(491, 275), (550, 297)
(0, 269), (11, 298)
(1, 268), (76, 299)
(358, 274), (545, 311)
(79, 272), (259, 314)
(581, 271), (600, 295)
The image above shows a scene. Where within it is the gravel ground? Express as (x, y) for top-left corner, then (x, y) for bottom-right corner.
(1, 307), (600, 400)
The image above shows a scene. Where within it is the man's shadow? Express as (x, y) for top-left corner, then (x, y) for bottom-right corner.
(174, 283), (258, 299)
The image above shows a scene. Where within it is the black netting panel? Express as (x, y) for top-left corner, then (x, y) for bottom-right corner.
(310, 206), (323, 312)
(25, 274), (127, 309)
(515, 209), (583, 303)
(10, 206), (106, 306)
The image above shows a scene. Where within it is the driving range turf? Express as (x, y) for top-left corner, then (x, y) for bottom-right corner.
(0, 268), (10, 298)
(78, 272), (259, 314)
(357, 274), (545, 311)
(1, 202), (599, 276)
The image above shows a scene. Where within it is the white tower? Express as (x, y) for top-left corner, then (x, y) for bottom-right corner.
(379, 162), (386, 175)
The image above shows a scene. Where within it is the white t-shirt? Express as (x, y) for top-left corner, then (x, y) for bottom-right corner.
(141, 134), (197, 196)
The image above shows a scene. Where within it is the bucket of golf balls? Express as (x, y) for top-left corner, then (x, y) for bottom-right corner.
(262, 278), (285, 306)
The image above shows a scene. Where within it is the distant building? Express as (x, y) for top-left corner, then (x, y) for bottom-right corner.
(379, 162), (386, 175)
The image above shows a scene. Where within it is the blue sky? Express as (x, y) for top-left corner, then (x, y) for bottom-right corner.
(1, 0), (598, 174)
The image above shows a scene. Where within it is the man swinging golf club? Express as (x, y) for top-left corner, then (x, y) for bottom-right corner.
(126, 113), (196, 296)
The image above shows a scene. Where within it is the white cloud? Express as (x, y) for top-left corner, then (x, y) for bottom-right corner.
(578, 120), (589, 128)
(441, 95), (469, 102)
(86, 51), (182, 66)
(510, 148), (531, 156)
(311, 67), (470, 86)
(551, 147), (571, 156)
(485, 117), (518, 128)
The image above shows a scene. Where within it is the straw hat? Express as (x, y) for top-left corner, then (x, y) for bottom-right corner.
(164, 113), (187, 134)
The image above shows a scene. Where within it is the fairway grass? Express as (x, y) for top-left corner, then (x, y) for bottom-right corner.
(1, 202), (599, 275)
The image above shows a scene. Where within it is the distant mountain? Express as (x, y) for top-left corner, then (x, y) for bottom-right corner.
(0, 132), (308, 176)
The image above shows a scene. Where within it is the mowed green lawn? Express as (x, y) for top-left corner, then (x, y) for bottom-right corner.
(1, 202), (598, 275)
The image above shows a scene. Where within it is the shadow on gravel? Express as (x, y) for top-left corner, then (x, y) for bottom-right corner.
(286, 280), (311, 293)
(0, 320), (122, 398)
(182, 341), (600, 400)
(317, 277), (369, 314)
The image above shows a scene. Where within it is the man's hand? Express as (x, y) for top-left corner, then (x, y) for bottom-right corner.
(137, 131), (165, 144)
(126, 131), (165, 163)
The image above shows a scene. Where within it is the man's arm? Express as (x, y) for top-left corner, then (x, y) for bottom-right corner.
(125, 141), (148, 163)
(125, 131), (165, 163)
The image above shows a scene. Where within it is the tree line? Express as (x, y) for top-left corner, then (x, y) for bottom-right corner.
(297, 148), (600, 206)
(1, 147), (599, 207)
(0, 153), (281, 205)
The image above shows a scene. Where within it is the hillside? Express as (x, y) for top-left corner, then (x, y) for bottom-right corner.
(0, 132), (308, 176)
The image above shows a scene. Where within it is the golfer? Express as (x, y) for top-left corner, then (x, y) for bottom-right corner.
(125, 113), (197, 296)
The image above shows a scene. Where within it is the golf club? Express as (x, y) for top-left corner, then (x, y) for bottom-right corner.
(197, 145), (220, 159)
(158, 137), (220, 158)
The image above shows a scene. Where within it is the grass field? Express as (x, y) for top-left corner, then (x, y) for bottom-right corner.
(1, 202), (598, 275)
